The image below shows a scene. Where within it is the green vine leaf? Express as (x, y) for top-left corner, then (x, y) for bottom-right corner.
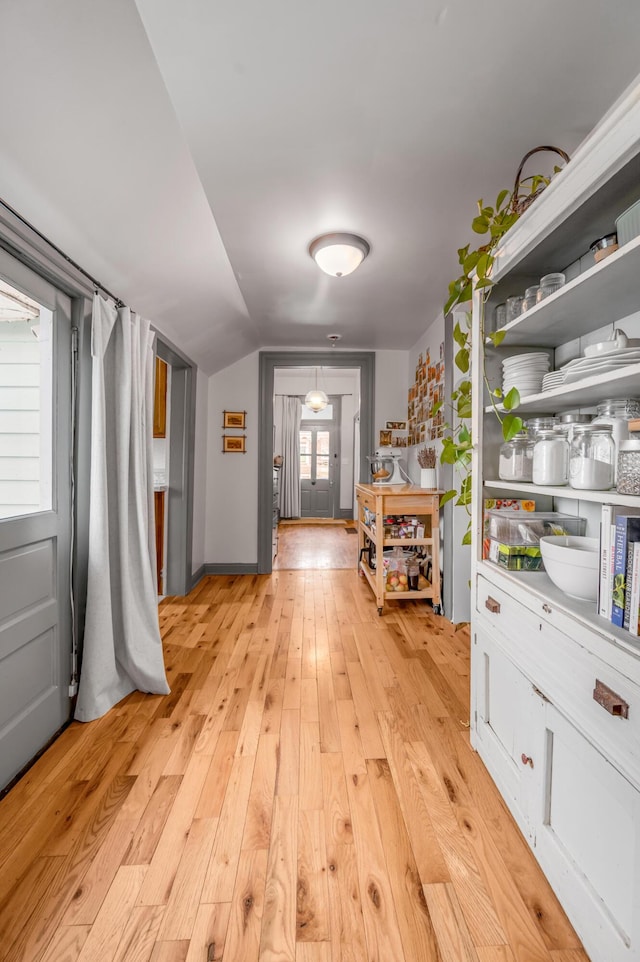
(502, 414), (523, 441)
(472, 215), (489, 234)
(461, 528), (472, 546)
(488, 330), (506, 346)
(455, 348), (470, 373)
(492, 387), (503, 399)
(453, 321), (467, 347)
(457, 397), (472, 419)
(496, 188), (510, 212)
(503, 386), (521, 411)
(439, 489), (457, 507)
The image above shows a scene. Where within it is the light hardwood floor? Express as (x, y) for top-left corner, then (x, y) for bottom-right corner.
(0, 570), (589, 962)
(274, 523), (358, 570)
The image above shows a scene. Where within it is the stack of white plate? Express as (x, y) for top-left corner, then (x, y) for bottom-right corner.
(542, 370), (564, 391)
(561, 347), (640, 385)
(502, 353), (550, 398)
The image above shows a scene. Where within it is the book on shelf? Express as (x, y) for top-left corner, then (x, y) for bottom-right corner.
(628, 542), (640, 637)
(611, 515), (640, 629)
(598, 505), (614, 619)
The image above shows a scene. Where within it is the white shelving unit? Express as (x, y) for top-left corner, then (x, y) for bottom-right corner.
(470, 77), (640, 962)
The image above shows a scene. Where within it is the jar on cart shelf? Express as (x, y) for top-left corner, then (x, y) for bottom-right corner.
(592, 397), (640, 481)
(616, 439), (640, 495)
(498, 432), (535, 482)
(569, 423), (615, 490)
(532, 429), (569, 485)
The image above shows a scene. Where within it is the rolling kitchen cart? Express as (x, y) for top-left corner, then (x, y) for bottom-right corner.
(355, 482), (442, 615)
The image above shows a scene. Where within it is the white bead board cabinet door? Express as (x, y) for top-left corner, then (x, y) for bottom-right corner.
(535, 702), (640, 962)
(473, 612), (544, 841)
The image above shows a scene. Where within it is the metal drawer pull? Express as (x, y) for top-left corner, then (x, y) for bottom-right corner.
(485, 596), (501, 614)
(593, 679), (629, 719)
(521, 754), (534, 768)
(542, 603), (552, 614)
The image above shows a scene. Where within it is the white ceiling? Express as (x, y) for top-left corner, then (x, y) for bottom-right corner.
(1, 1), (640, 373)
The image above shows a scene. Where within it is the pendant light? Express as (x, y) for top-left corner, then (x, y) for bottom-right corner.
(309, 232), (370, 277)
(305, 367), (328, 412)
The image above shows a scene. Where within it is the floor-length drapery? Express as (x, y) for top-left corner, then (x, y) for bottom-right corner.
(274, 395), (301, 518)
(75, 295), (169, 721)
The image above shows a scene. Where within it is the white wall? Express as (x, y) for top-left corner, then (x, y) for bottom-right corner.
(374, 351), (409, 439)
(205, 351), (260, 564)
(192, 367), (208, 575)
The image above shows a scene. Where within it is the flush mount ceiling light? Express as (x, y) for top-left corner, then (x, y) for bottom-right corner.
(305, 367), (328, 412)
(309, 232), (370, 277)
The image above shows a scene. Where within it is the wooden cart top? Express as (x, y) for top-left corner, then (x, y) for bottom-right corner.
(355, 483), (445, 496)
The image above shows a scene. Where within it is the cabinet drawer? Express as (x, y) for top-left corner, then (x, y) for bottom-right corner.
(476, 574), (640, 787)
(356, 488), (376, 512)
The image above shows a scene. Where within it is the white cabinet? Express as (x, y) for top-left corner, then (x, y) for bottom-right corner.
(470, 77), (640, 962)
(473, 613), (541, 838)
(538, 703), (640, 962)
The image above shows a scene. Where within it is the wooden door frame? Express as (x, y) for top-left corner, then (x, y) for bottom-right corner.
(258, 351), (374, 574)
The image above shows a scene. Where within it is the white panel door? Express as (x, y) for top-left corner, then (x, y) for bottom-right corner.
(0, 250), (72, 790)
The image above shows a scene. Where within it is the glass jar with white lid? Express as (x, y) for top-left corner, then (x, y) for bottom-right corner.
(569, 423), (615, 490)
(532, 430), (569, 485)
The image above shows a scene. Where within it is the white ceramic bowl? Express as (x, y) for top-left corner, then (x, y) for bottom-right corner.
(539, 536), (599, 601)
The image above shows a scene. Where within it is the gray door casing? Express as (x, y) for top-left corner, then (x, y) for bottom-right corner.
(258, 351), (374, 574)
(0, 250), (72, 790)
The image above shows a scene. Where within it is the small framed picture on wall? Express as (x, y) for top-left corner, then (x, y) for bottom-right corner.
(223, 410), (246, 429)
(222, 435), (246, 453)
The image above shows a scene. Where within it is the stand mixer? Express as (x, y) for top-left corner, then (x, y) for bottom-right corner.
(366, 447), (410, 484)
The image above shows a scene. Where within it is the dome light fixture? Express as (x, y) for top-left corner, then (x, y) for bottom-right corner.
(309, 232), (370, 277)
(304, 367), (328, 412)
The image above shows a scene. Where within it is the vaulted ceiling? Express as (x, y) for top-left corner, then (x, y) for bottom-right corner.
(1, 1), (640, 372)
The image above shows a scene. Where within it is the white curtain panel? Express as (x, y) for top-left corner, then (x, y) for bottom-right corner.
(275, 395), (301, 518)
(75, 295), (169, 722)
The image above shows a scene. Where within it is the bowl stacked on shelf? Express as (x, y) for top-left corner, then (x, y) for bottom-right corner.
(502, 353), (550, 398)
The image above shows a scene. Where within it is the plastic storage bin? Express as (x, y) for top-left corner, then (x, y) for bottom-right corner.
(485, 510), (586, 545)
(487, 540), (543, 570)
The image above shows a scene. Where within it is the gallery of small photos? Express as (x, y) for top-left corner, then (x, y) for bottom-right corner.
(408, 342), (445, 445)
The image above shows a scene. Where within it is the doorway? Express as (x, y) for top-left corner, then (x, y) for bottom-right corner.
(300, 396), (340, 519)
(155, 337), (197, 597)
(258, 352), (375, 574)
(0, 253), (72, 790)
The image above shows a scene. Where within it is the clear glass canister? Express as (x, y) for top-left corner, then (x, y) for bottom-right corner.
(532, 430), (569, 485)
(536, 272), (566, 301)
(525, 416), (558, 437)
(557, 412), (592, 442)
(506, 295), (523, 323)
(521, 286), (540, 313)
(617, 439), (640, 495)
(592, 398), (640, 481)
(498, 432), (535, 482)
(569, 424), (615, 490)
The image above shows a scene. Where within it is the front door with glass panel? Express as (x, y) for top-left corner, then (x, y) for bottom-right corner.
(299, 398), (339, 518)
(0, 251), (72, 790)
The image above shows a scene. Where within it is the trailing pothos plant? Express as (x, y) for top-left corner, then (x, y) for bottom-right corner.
(434, 176), (555, 542)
